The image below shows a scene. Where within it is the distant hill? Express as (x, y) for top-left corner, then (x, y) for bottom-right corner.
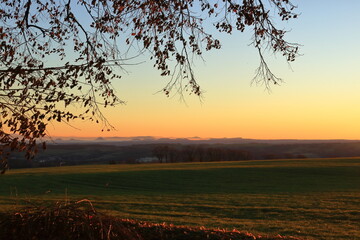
(7, 138), (360, 169)
(47, 136), (360, 146)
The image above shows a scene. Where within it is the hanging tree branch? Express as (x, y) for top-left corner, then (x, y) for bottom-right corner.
(0, 0), (299, 172)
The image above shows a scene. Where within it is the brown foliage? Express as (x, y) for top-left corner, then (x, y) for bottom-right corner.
(0, 200), (140, 240)
(0, 0), (299, 171)
(0, 200), (305, 240)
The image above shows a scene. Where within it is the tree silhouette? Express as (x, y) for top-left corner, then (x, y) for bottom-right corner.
(0, 0), (299, 172)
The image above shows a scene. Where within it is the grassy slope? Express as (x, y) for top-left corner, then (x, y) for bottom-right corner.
(0, 158), (359, 240)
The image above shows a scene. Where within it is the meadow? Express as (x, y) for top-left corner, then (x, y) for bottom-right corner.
(0, 158), (359, 240)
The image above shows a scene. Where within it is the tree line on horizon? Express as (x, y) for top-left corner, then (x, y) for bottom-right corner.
(152, 145), (252, 163)
(15, 141), (355, 169)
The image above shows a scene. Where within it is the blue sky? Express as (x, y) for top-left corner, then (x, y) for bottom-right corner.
(49, 1), (360, 139)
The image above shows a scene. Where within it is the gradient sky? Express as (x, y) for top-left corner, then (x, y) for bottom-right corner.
(48, 1), (360, 139)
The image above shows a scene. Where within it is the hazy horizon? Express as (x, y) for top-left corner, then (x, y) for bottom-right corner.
(47, 135), (360, 141)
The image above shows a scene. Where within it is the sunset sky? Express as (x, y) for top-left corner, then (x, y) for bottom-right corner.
(48, 1), (360, 140)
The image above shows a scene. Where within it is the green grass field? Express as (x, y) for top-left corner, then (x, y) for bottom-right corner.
(1, 158), (359, 239)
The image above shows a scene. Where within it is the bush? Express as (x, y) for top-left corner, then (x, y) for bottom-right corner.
(0, 200), (304, 240)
